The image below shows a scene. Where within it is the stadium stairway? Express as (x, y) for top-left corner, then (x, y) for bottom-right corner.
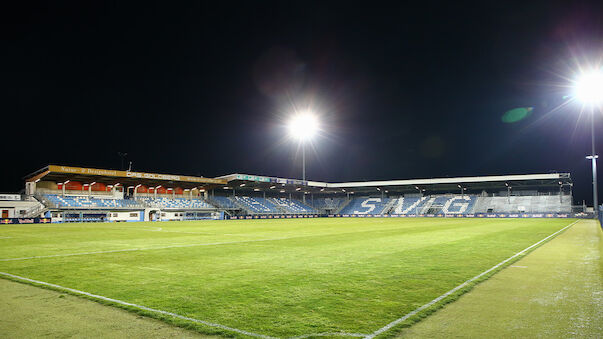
(382, 198), (398, 214)
(269, 198), (316, 214)
(311, 197), (346, 212)
(233, 196), (280, 214)
(23, 204), (48, 218)
(334, 199), (352, 214)
(418, 197), (435, 214)
(208, 196), (238, 209)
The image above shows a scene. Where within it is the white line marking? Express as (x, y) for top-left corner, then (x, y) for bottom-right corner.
(510, 265), (528, 268)
(289, 332), (368, 339)
(363, 220), (579, 339)
(0, 271), (276, 339)
(0, 236), (13, 239)
(0, 236), (299, 261)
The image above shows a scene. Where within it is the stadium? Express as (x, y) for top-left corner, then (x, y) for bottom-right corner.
(0, 164), (600, 337)
(3, 2), (602, 339)
(2, 165), (587, 222)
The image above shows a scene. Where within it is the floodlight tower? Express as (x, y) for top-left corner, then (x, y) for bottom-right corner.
(574, 69), (602, 217)
(288, 112), (318, 203)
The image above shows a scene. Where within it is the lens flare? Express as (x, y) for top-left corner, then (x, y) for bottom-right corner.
(502, 107), (534, 123)
(288, 113), (318, 141)
(574, 69), (603, 105)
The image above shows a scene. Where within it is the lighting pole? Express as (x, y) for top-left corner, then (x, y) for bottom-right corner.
(574, 69), (601, 217)
(302, 142), (306, 181)
(588, 108), (598, 216)
(288, 112), (318, 203)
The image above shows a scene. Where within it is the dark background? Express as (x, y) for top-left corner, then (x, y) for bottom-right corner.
(3, 1), (602, 205)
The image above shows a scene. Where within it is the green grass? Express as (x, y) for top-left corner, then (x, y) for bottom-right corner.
(396, 219), (602, 338)
(0, 278), (213, 338)
(0, 218), (575, 338)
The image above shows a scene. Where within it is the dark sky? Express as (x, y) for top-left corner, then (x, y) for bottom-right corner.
(3, 1), (603, 205)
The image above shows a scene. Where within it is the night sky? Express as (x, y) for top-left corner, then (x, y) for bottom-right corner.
(4, 1), (603, 205)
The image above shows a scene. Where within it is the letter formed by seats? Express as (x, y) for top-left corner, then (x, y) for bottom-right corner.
(355, 198), (381, 214)
(442, 196), (471, 214)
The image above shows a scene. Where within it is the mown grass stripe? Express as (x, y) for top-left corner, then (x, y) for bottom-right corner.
(364, 220), (579, 339)
(0, 271), (276, 339)
(0, 236), (301, 261)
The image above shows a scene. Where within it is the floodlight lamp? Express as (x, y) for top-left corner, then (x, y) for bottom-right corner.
(574, 69), (603, 105)
(586, 155), (599, 159)
(288, 113), (318, 141)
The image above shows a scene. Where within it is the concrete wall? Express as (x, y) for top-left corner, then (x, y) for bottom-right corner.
(0, 201), (43, 218)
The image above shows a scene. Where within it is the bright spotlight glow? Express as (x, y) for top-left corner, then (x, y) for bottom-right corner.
(574, 69), (603, 105)
(288, 113), (318, 141)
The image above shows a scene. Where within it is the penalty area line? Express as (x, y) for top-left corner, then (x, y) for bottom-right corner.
(364, 219), (580, 339)
(0, 271), (276, 339)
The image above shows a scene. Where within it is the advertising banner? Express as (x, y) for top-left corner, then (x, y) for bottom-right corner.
(0, 194), (20, 201)
(42, 165), (226, 184)
(227, 212), (593, 220)
(0, 217), (52, 224)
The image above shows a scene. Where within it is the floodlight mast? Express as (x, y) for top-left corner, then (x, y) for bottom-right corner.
(589, 111), (598, 217)
(302, 142), (306, 181)
(575, 69), (602, 217)
(288, 113), (318, 203)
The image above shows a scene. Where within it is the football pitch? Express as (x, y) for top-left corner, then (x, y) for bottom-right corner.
(0, 218), (576, 338)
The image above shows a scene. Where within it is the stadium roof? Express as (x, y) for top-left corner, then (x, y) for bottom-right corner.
(25, 165), (227, 189)
(216, 172), (571, 195)
(26, 165), (571, 195)
(311, 173), (569, 188)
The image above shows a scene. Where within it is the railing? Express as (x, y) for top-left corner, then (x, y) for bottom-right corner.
(23, 204), (47, 218)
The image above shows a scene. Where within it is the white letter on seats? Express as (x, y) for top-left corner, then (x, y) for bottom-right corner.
(355, 198), (381, 214)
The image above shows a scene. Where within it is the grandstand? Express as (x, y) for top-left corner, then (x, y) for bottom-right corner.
(1, 165), (593, 223)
